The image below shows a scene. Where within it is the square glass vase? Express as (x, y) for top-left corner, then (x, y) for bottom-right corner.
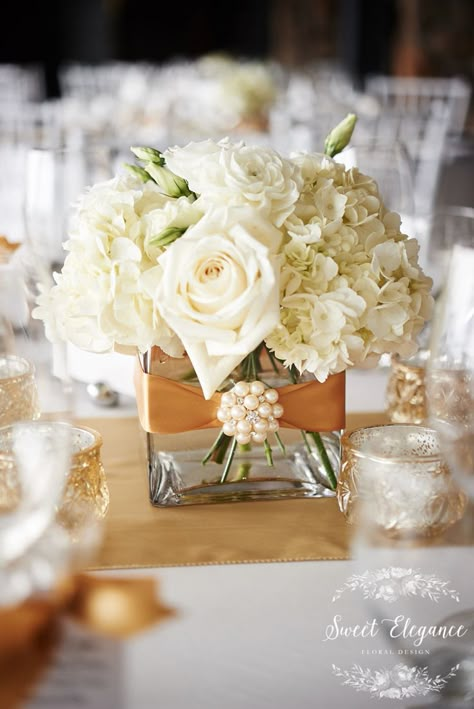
(142, 350), (343, 506)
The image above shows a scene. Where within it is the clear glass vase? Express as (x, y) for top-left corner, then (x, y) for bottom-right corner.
(140, 348), (343, 506)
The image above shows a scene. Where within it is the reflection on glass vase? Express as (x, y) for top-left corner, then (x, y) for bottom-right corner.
(135, 348), (345, 506)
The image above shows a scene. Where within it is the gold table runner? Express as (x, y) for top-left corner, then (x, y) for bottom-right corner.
(83, 413), (388, 569)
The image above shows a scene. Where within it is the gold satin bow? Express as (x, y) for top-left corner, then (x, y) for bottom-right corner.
(134, 359), (345, 434)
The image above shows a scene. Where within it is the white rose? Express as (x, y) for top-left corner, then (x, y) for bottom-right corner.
(156, 206), (282, 398)
(164, 138), (302, 227)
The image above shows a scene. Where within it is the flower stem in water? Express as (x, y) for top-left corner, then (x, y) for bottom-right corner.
(220, 437), (237, 483)
(306, 430), (337, 490)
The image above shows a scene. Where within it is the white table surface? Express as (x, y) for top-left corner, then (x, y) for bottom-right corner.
(37, 366), (473, 708)
(109, 547), (473, 709)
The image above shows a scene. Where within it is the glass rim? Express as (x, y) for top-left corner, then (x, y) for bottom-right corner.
(71, 424), (103, 457)
(0, 354), (34, 381)
(341, 423), (441, 464)
(391, 351), (429, 373)
(0, 421), (102, 457)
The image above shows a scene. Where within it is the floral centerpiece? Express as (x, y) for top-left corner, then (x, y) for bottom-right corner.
(35, 116), (433, 506)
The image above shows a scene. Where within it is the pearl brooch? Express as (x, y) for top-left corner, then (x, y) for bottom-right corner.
(218, 381), (283, 445)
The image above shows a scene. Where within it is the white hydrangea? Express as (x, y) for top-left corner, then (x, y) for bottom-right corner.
(34, 172), (186, 356)
(265, 153), (433, 380)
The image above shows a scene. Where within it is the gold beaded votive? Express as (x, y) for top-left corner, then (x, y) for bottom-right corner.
(0, 355), (39, 426)
(0, 423), (109, 530)
(337, 424), (466, 538)
(386, 351), (429, 424)
(57, 425), (109, 533)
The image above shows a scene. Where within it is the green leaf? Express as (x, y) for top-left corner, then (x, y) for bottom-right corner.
(149, 226), (187, 247)
(324, 113), (357, 158)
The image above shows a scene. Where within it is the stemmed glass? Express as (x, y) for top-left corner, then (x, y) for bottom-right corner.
(422, 242), (474, 705)
(23, 145), (116, 276)
(337, 141), (416, 369)
(0, 251), (101, 606)
(336, 140), (415, 224)
(421, 207), (474, 300)
(425, 242), (474, 507)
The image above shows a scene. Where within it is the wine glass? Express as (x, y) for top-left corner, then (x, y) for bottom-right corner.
(0, 261), (99, 606)
(421, 207), (474, 299)
(337, 140), (416, 369)
(423, 242), (474, 704)
(426, 243), (474, 500)
(336, 140), (415, 236)
(23, 145), (117, 276)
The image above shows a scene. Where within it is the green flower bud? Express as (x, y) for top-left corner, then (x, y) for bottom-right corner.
(149, 226), (187, 247)
(123, 163), (153, 182)
(324, 113), (357, 158)
(130, 146), (165, 165)
(145, 163), (192, 198)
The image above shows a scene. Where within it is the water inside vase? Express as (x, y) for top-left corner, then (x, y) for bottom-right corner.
(144, 349), (342, 506)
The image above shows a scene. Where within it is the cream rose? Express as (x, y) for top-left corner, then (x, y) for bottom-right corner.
(164, 138), (302, 228)
(156, 206), (282, 398)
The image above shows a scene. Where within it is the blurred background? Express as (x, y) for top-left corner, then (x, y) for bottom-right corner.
(1, 0), (473, 399)
(0, 0), (472, 200)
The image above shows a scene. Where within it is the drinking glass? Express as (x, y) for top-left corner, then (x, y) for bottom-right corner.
(422, 238), (474, 699)
(420, 206), (474, 299)
(337, 141), (416, 368)
(0, 265), (99, 606)
(23, 145), (117, 276)
(426, 244), (474, 500)
(336, 141), (415, 234)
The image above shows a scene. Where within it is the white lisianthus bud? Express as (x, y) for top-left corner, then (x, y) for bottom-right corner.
(123, 163), (153, 182)
(324, 113), (357, 158)
(145, 163), (193, 198)
(130, 146), (165, 164)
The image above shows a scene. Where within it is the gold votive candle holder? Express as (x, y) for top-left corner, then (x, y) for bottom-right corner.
(0, 355), (39, 426)
(386, 351), (429, 424)
(57, 425), (109, 533)
(337, 424), (466, 538)
(0, 423), (109, 529)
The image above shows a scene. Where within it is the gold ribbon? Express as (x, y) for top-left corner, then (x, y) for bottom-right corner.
(134, 359), (345, 434)
(0, 574), (175, 709)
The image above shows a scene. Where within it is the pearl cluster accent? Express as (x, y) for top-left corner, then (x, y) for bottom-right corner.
(216, 380), (283, 445)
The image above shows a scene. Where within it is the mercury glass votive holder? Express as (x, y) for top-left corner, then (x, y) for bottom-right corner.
(0, 423), (109, 528)
(57, 425), (109, 533)
(0, 354), (39, 426)
(337, 424), (466, 538)
(386, 351), (429, 424)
